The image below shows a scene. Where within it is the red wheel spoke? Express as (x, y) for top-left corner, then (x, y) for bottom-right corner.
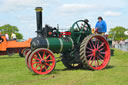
(33, 56), (40, 61)
(95, 39), (97, 47)
(86, 47), (93, 51)
(40, 65), (43, 72)
(100, 52), (106, 54)
(45, 55), (51, 60)
(86, 51), (92, 53)
(32, 60), (36, 62)
(38, 52), (42, 59)
(99, 54), (104, 59)
(99, 47), (104, 51)
(95, 60), (97, 67)
(45, 63), (51, 68)
(44, 66), (47, 72)
(46, 60), (53, 62)
(97, 40), (99, 49)
(42, 51), (45, 59)
(97, 56), (103, 62)
(35, 63), (41, 69)
(87, 54), (93, 57)
(88, 56), (93, 64)
(91, 40), (95, 49)
(98, 43), (104, 49)
(90, 56), (95, 65)
(97, 59), (100, 66)
(32, 62), (40, 65)
(88, 41), (93, 49)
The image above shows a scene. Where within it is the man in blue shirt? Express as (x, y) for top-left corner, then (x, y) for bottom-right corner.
(95, 16), (107, 35)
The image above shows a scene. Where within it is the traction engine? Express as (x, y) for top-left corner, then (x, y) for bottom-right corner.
(25, 7), (111, 75)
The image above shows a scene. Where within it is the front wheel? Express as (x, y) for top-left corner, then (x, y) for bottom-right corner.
(28, 48), (56, 75)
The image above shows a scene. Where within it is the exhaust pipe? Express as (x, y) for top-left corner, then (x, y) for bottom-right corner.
(35, 7), (43, 37)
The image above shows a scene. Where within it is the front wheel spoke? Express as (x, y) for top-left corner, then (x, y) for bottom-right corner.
(97, 40), (99, 49)
(33, 55), (40, 61)
(40, 65), (43, 72)
(45, 63), (51, 68)
(45, 55), (51, 60)
(47, 60), (53, 62)
(35, 63), (41, 69)
(44, 66), (47, 72)
(32, 62), (40, 65)
(38, 52), (42, 59)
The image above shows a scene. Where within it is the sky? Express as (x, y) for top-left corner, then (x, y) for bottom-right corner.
(0, 0), (128, 39)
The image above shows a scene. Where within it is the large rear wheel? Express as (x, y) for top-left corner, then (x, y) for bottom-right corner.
(80, 34), (110, 70)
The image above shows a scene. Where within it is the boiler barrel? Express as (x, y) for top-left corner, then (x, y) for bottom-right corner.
(31, 37), (74, 53)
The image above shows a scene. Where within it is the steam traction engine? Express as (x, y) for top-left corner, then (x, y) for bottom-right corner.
(25, 7), (111, 75)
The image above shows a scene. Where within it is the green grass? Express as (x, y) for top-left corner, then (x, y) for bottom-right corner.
(0, 49), (128, 85)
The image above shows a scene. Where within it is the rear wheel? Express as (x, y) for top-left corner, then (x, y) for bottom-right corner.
(19, 49), (25, 57)
(28, 48), (56, 75)
(80, 34), (110, 70)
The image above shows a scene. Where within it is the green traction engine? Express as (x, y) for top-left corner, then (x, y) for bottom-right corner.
(25, 7), (111, 75)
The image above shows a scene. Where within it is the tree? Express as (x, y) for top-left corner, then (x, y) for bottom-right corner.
(108, 26), (128, 41)
(0, 24), (23, 39)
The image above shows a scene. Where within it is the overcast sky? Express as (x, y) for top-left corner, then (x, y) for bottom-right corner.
(0, 0), (127, 39)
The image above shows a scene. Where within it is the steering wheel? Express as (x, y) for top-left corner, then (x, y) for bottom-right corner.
(70, 20), (91, 43)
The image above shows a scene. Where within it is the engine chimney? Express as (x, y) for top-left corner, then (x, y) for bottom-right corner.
(35, 7), (43, 37)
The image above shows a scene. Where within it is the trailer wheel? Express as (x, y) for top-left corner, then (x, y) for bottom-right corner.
(19, 49), (25, 57)
(28, 48), (56, 75)
(80, 34), (110, 70)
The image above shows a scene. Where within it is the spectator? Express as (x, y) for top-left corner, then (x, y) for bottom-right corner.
(5, 33), (9, 40)
(95, 16), (107, 35)
(11, 32), (16, 40)
(0, 32), (4, 43)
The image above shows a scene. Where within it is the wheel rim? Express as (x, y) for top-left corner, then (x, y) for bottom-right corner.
(25, 50), (32, 71)
(85, 35), (110, 70)
(29, 48), (56, 75)
(24, 49), (30, 57)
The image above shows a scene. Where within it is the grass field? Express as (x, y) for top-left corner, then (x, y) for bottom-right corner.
(0, 49), (128, 85)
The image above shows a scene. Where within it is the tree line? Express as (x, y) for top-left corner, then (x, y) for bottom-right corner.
(0, 24), (23, 39)
(108, 26), (128, 41)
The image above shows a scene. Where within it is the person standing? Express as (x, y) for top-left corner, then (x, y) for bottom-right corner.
(0, 32), (4, 43)
(11, 32), (16, 40)
(5, 33), (9, 40)
(95, 16), (107, 35)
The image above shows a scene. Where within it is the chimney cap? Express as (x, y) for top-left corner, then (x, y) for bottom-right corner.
(35, 7), (43, 12)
